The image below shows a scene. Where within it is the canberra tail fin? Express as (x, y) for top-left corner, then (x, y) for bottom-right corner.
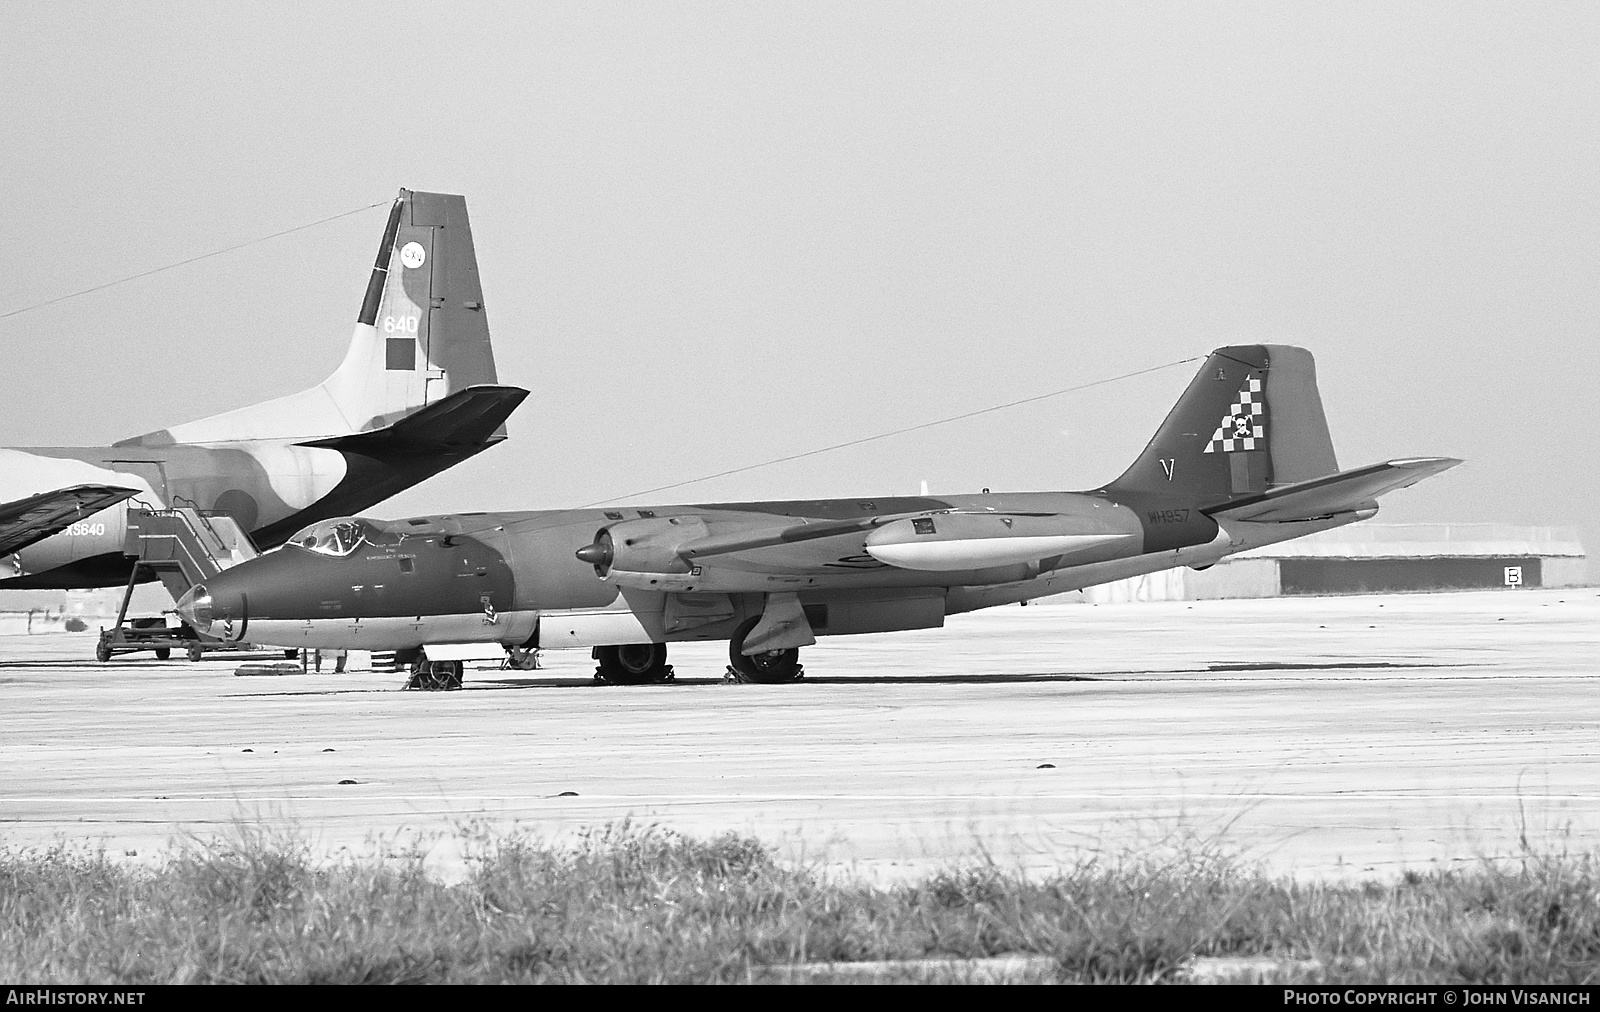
(120, 189), (511, 446)
(1107, 346), (1339, 505)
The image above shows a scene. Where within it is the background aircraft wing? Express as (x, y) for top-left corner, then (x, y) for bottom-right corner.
(0, 484), (140, 558)
(297, 384), (529, 458)
(1203, 457), (1462, 523)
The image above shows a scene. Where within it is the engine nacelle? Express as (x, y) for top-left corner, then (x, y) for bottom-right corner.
(576, 515), (709, 579)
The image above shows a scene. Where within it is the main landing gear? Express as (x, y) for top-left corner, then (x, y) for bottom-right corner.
(406, 658), (464, 691)
(724, 616), (804, 684)
(593, 643), (674, 685)
(591, 617), (806, 686)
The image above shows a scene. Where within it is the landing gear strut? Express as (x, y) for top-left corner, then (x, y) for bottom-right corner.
(406, 658), (464, 690)
(725, 616), (804, 684)
(593, 643), (674, 685)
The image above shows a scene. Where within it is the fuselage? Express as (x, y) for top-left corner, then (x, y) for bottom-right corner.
(178, 487), (1362, 652)
(0, 435), (497, 589)
(170, 343), (1455, 664)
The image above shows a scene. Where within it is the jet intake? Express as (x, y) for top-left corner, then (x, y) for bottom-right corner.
(575, 530), (615, 575)
(864, 512), (1132, 572)
(575, 516), (708, 580)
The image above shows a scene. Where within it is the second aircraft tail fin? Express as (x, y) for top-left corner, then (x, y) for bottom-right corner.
(323, 188), (501, 431)
(120, 189), (514, 447)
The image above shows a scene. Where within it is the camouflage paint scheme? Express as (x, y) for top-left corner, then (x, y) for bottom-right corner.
(0, 190), (527, 590)
(179, 347), (1459, 679)
(0, 485), (139, 559)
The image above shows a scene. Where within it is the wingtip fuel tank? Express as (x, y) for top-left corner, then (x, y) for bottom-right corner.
(862, 512), (1135, 572)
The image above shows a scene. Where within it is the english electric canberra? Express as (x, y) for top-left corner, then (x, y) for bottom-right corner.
(177, 346), (1458, 686)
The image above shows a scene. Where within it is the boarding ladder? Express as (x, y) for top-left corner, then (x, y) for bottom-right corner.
(95, 508), (270, 662)
(123, 507), (259, 600)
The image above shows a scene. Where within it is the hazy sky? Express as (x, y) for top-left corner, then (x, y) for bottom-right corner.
(4, 3), (1597, 565)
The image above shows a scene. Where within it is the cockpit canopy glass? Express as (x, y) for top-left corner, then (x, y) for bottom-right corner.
(288, 517), (373, 557)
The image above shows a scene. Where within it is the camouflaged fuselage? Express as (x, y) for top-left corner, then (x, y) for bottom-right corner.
(0, 435), (500, 589)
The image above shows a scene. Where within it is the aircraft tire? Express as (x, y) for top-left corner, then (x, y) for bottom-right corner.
(405, 659), (464, 691)
(593, 644), (672, 685)
(95, 638), (112, 663)
(727, 618), (804, 684)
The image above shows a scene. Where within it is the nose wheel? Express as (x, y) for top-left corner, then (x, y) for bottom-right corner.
(405, 659), (464, 690)
(725, 617), (804, 684)
(593, 643), (674, 685)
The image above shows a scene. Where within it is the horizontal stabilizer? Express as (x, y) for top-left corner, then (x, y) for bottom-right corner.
(0, 484), (139, 558)
(1204, 457), (1462, 523)
(298, 384), (528, 458)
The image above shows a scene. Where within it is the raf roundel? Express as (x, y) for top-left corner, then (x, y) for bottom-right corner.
(400, 242), (426, 270)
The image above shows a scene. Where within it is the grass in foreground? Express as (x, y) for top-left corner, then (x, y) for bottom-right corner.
(3, 825), (1598, 983)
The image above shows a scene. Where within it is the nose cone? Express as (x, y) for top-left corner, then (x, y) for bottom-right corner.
(174, 584), (214, 634)
(176, 579), (248, 641)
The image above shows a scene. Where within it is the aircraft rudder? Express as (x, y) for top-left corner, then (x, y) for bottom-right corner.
(1258, 344), (1337, 486)
(407, 190), (499, 392)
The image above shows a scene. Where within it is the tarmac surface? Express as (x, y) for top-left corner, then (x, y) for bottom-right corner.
(1, 588), (1596, 881)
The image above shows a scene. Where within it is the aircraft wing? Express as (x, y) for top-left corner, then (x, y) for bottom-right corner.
(0, 484), (140, 558)
(297, 384), (530, 458)
(1203, 457), (1462, 523)
(581, 505), (1139, 589)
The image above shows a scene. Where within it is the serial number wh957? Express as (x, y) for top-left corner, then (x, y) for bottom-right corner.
(1146, 509), (1191, 525)
(63, 522), (108, 537)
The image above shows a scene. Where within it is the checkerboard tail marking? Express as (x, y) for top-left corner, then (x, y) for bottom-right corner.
(1203, 377), (1266, 453)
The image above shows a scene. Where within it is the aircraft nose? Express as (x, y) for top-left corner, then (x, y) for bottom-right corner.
(175, 582), (246, 641)
(175, 584), (214, 634)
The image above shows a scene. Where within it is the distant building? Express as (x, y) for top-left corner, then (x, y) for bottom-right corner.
(1082, 524), (1588, 603)
(0, 583), (176, 619)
